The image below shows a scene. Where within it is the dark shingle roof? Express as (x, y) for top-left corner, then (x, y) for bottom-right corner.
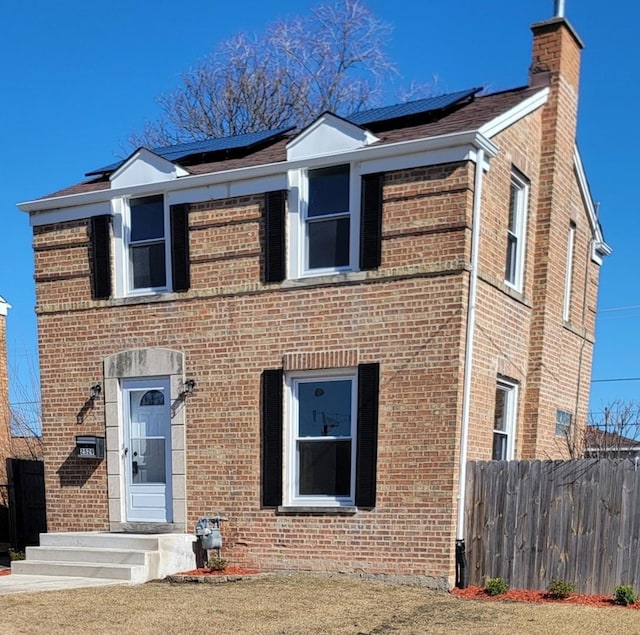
(85, 127), (294, 176)
(37, 84), (544, 201)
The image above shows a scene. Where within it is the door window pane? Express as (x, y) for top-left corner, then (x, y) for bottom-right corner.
(130, 438), (166, 484)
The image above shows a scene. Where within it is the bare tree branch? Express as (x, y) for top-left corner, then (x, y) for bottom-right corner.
(562, 401), (640, 459)
(129, 0), (397, 147)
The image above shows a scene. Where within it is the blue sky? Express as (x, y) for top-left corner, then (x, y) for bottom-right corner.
(1, 0), (638, 425)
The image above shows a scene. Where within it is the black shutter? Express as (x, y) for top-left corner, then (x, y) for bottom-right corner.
(90, 214), (112, 300)
(263, 190), (286, 283)
(262, 368), (284, 507)
(355, 363), (380, 507)
(359, 173), (384, 270)
(170, 204), (190, 292)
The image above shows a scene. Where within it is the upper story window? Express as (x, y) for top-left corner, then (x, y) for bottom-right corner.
(307, 165), (351, 270)
(89, 199), (190, 300)
(563, 221), (576, 322)
(288, 163), (360, 278)
(128, 195), (168, 291)
(282, 165), (383, 281)
(504, 172), (529, 292)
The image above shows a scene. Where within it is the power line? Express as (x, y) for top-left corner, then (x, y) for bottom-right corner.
(592, 377), (640, 383)
(599, 304), (640, 313)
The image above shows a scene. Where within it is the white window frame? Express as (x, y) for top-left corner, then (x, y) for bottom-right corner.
(492, 378), (518, 460)
(113, 193), (172, 297)
(504, 172), (529, 292)
(563, 222), (576, 322)
(287, 163), (361, 280)
(284, 369), (358, 507)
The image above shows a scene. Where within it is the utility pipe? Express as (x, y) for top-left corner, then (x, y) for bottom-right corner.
(455, 147), (486, 587)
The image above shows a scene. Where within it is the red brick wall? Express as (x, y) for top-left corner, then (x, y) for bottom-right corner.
(34, 164), (472, 584)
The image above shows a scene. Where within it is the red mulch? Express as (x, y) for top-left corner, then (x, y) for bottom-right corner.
(452, 585), (639, 609)
(0, 569), (11, 576)
(179, 565), (260, 576)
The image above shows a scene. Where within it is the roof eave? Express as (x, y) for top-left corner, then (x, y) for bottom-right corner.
(19, 129), (497, 215)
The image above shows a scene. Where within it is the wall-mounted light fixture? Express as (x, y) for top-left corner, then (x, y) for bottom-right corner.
(181, 379), (196, 398)
(77, 383), (102, 424)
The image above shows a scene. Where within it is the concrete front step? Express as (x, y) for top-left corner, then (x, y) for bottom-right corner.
(25, 545), (155, 566)
(13, 532), (196, 583)
(39, 532), (162, 551)
(12, 560), (148, 583)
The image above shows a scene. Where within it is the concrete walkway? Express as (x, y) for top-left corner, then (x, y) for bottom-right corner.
(0, 567), (129, 595)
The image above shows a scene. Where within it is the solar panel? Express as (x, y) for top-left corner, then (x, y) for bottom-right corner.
(86, 126), (293, 176)
(347, 88), (481, 127)
(154, 127), (293, 162)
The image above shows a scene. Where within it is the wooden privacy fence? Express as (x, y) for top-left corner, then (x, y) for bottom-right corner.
(465, 459), (640, 595)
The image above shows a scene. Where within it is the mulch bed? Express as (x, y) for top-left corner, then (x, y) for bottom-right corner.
(0, 569), (11, 577)
(167, 565), (261, 584)
(452, 585), (640, 609)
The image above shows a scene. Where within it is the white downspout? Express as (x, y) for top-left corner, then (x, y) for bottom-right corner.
(456, 148), (486, 548)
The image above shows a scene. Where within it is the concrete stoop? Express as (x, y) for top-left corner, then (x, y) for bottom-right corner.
(12, 532), (196, 583)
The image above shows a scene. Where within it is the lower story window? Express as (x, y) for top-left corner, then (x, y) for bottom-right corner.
(556, 410), (572, 436)
(493, 378), (518, 460)
(289, 374), (356, 503)
(261, 364), (379, 509)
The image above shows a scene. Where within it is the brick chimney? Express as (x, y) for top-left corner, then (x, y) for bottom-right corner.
(528, 10), (584, 230)
(523, 10), (589, 457)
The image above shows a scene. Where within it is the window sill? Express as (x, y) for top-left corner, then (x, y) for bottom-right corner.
(281, 271), (367, 289)
(276, 506), (357, 515)
(109, 292), (179, 307)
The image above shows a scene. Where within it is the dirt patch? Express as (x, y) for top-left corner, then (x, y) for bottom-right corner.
(179, 565), (260, 576)
(452, 585), (640, 609)
(167, 564), (261, 584)
(0, 570), (11, 577)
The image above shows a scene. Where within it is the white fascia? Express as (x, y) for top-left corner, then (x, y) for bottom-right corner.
(573, 147), (612, 264)
(478, 87), (549, 139)
(20, 130), (497, 225)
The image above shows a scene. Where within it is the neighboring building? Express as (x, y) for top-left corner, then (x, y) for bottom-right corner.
(585, 426), (640, 459)
(19, 12), (609, 587)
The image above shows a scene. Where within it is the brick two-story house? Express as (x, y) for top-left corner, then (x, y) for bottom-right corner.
(19, 12), (608, 587)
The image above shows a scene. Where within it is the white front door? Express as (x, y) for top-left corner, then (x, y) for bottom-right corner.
(123, 378), (172, 522)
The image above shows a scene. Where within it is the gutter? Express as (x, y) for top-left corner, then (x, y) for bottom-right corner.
(455, 146), (486, 587)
